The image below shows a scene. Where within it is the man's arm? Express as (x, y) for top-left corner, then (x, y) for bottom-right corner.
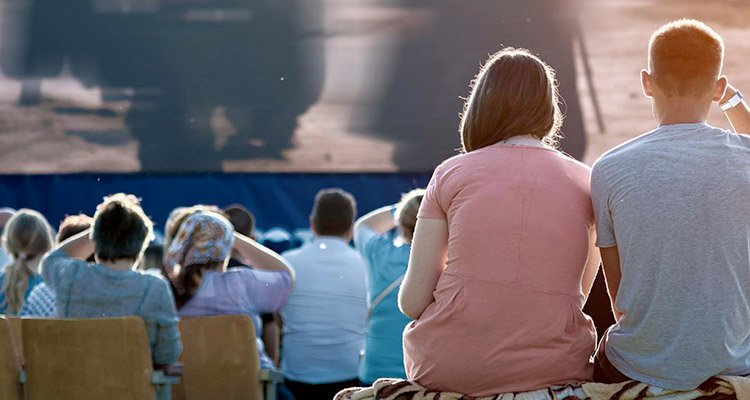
(600, 245), (623, 322)
(582, 226), (601, 299)
(721, 84), (750, 134)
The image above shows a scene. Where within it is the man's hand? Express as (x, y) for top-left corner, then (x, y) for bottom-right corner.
(720, 81), (750, 135)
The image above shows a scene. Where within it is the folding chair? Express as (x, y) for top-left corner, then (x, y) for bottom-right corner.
(22, 317), (181, 400)
(173, 315), (283, 400)
(0, 316), (23, 400)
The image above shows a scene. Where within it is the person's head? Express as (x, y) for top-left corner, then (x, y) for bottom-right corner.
(310, 189), (356, 240)
(642, 20), (726, 118)
(92, 193), (153, 264)
(1, 209), (54, 314)
(0, 208), (16, 239)
(395, 189), (426, 242)
(56, 214), (94, 244)
(163, 205), (222, 253)
(163, 211), (235, 308)
(140, 243), (164, 272)
(223, 204), (256, 239)
(460, 47), (563, 153)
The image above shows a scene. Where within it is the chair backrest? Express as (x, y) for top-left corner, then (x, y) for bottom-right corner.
(0, 316), (23, 400)
(22, 317), (156, 400)
(173, 315), (262, 400)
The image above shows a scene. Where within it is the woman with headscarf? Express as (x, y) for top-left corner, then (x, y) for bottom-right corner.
(163, 209), (295, 371)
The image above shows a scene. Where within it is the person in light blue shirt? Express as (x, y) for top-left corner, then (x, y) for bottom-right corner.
(0, 209), (53, 315)
(281, 189), (367, 400)
(353, 189), (424, 385)
(41, 194), (181, 365)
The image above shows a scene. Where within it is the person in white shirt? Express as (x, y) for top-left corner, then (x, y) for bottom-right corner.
(281, 189), (367, 400)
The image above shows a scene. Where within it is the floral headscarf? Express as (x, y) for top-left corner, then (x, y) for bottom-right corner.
(163, 211), (234, 285)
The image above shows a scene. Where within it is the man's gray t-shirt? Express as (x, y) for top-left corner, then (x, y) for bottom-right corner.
(591, 122), (750, 390)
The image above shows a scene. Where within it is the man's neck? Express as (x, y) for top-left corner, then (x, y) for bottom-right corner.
(654, 96), (711, 127)
(99, 258), (136, 271)
(315, 234), (351, 243)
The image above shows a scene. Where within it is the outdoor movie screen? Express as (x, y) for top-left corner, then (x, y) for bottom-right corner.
(0, 0), (745, 173)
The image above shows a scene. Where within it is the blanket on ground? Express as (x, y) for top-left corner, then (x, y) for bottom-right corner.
(334, 377), (750, 400)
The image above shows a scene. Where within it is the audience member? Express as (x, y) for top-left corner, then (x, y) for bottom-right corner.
(41, 193), (181, 365)
(0, 208), (16, 271)
(281, 189), (367, 400)
(353, 189), (424, 384)
(223, 203), (281, 365)
(0, 209), (54, 315)
(139, 242), (164, 272)
(21, 213), (93, 317)
(399, 48), (599, 396)
(591, 20), (750, 388)
(162, 209), (294, 372)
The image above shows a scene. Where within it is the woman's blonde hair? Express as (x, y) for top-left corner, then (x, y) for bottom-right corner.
(460, 47), (563, 152)
(395, 189), (426, 241)
(1, 209), (53, 314)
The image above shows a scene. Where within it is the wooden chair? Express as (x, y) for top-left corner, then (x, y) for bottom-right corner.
(0, 316), (23, 400)
(173, 315), (284, 400)
(22, 317), (181, 400)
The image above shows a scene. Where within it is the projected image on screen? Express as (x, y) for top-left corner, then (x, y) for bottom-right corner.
(0, 0), (746, 173)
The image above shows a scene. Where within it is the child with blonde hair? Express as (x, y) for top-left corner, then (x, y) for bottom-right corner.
(0, 209), (53, 315)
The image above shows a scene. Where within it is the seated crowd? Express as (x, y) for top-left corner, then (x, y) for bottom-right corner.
(2, 18), (750, 400)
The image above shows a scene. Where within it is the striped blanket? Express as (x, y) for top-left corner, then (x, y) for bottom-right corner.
(334, 377), (750, 400)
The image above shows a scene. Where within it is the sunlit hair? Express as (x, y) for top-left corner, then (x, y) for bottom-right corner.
(460, 47), (563, 153)
(394, 189), (425, 241)
(311, 188), (356, 236)
(92, 193), (153, 262)
(1, 209), (53, 314)
(56, 214), (94, 244)
(649, 19), (724, 97)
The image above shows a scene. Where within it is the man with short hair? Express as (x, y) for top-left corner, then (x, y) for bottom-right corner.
(280, 189), (367, 400)
(592, 19), (750, 388)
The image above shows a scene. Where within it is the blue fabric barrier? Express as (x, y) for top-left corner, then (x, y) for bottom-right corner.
(0, 173), (432, 231)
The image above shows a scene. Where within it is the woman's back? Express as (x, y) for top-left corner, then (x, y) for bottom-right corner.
(404, 144), (596, 396)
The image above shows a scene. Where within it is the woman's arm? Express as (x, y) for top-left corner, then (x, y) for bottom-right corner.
(57, 228), (95, 260)
(233, 233), (295, 283)
(354, 205), (397, 236)
(398, 218), (448, 319)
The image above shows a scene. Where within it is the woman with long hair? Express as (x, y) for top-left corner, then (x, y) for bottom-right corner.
(0, 209), (54, 315)
(399, 47), (599, 396)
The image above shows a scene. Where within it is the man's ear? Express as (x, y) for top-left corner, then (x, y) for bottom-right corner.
(713, 76), (729, 102)
(641, 69), (654, 98)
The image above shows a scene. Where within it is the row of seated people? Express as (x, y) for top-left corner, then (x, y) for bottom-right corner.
(0, 188), (423, 400)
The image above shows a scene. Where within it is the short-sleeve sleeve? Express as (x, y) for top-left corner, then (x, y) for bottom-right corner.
(591, 162), (617, 248)
(40, 249), (87, 294)
(230, 269), (293, 314)
(418, 163), (447, 220)
(354, 225), (378, 256)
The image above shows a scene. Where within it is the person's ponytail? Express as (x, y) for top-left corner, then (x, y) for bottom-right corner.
(1, 256), (34, 314)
